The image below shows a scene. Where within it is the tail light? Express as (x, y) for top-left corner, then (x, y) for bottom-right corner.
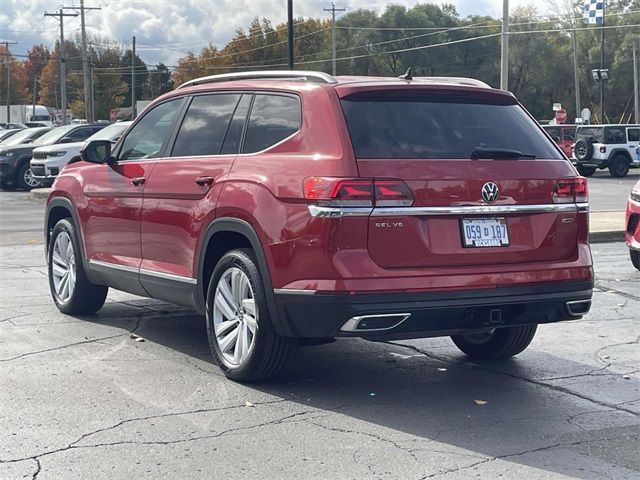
(553, 177), (588, 204)
(303, 177), (413, 208)
(374, 180), (414, 206)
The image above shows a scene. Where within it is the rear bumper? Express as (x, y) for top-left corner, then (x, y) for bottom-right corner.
(274, 280), (593, 340)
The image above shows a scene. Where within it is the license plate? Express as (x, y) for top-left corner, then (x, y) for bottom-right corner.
(461, 218), (510, 247)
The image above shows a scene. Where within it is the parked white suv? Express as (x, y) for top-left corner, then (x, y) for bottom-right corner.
(31, 121), (131, 187)
(573, 124), (640, 177)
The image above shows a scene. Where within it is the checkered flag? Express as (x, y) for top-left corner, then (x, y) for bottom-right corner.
(583, 0), (604, 25)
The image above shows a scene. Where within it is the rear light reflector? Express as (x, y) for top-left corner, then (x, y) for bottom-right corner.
(553, 177), (588, 204)
(303, 177), (413, 208)
(599, 146), (607, 154)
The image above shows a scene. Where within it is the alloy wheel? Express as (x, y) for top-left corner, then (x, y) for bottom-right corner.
(51, 231), (76, 303)
(213, 267), (258, 367)
(24, 167), (40, 188)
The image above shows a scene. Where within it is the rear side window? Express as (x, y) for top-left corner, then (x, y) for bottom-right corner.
(627, 128), (639, 142)
(604, 127), (625, 144)
(576, 127), (604, 143)
(242, 94), (300, 154)
(221, 95), (251, 155)
(172, 94), (240, 157)
(563, 128), (576, 141)
(341, 94), (562, 160)
(544, 127), (561, 140)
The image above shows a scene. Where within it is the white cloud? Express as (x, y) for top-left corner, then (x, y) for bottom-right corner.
(3, 0), (545, 66)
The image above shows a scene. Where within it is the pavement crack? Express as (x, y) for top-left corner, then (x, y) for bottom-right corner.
(0, 317), (143, 363)
(388, 342), (639, 417)
(305, 418), (421, 464)
(594, 281), (640, 301)
(0, 399), (290, 465)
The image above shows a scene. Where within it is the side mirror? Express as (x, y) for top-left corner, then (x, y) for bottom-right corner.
(59, 137), (74, 144)
(81, 140), (114, 164)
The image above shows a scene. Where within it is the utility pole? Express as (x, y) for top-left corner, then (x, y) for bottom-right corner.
(132, 35), (136, 119)
(1, 40), (18, 123)
(45, 9), (78, 125)
(287, 0), (294, 69)
(599, 2), (605, 122)
(324, 3), (345, 76)
(633, 41), (638, 124)
(500, 0), (509, 90)
(64, 1), (101, 122)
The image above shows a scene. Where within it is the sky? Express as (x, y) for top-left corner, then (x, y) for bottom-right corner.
(0, 0), (546, 67)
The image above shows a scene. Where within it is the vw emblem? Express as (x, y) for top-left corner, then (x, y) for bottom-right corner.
(481, 182), (499, 203)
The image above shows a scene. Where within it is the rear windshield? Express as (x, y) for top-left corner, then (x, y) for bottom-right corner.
(340, 93), (562, 160)
(576, 127), (604, 143)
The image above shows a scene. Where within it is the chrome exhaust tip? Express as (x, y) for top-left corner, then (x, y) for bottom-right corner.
(340, 313), (411, 332)
(566, 300), (591, 317)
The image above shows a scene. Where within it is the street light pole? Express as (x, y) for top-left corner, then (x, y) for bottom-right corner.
(287, 0), (294, 69)
(500, 0), (509, 90)
(633, 41), (639, 124)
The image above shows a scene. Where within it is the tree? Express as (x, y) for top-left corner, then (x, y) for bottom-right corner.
(23, 45), (50, 103)
(120, 49), (148, 106)
(0, 46), (30, 107)
(146, 63), (173, 98)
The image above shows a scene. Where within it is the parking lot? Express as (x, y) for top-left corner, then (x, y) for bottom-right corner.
(0, 183), (639, 479)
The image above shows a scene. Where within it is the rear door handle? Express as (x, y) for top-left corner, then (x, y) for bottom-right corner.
(195, 176), (215, 186)
(131, 177), (146, 186)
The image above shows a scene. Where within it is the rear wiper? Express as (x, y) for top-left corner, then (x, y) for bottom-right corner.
(470, 147), (536, 159)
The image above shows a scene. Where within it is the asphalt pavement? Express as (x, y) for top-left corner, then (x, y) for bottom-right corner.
(0, 188), (639, 480)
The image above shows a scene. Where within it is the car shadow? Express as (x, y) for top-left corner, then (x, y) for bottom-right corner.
(83, 300), (639, 477)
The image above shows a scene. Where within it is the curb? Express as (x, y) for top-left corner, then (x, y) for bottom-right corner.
(29, 188), (51, 201)
(589, 230), (626, 243)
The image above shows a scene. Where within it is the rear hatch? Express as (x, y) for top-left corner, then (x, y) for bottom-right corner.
(338, 86), (586, 269)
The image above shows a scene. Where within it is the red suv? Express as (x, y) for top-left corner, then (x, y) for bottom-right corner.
(45, 71), (593, 381)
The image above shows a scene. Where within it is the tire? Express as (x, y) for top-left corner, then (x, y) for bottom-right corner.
(48, 219), (108, 314)
(573, 139), (593, 161)
(451, 324), (537, 359)
(206, 249), (296, 382)
(608, 154), (629, 178)
(631, 250), (640, 271)
(15, 161), (42, 191)
(576, 165), (596, 177)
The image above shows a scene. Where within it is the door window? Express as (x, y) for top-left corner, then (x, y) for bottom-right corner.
(628, 128), (640, 142)
(68, 127), (99, 142)
(119, 98), (183, 161)
(171, 94), (240, 157)
(242, 94), (301, 154)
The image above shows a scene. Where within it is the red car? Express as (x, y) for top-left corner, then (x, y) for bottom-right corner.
(627, 180), (640, 270)
(45, 71), (593, 381)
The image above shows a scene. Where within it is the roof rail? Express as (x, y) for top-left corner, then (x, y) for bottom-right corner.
(177, 70), (338, 89)
(414, 76), (491, 88)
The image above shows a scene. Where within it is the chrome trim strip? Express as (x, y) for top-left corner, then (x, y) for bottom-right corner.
(308, 205), (373, 218)
(576, 202), (590, 212)
(89, 260), (197, 285)
(340, 313), (412, 332)
(89, 259), (138, 274)
(372, 203), (580, 217)
(139, 268), (198, 285)
(273, 288), (317, 295)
